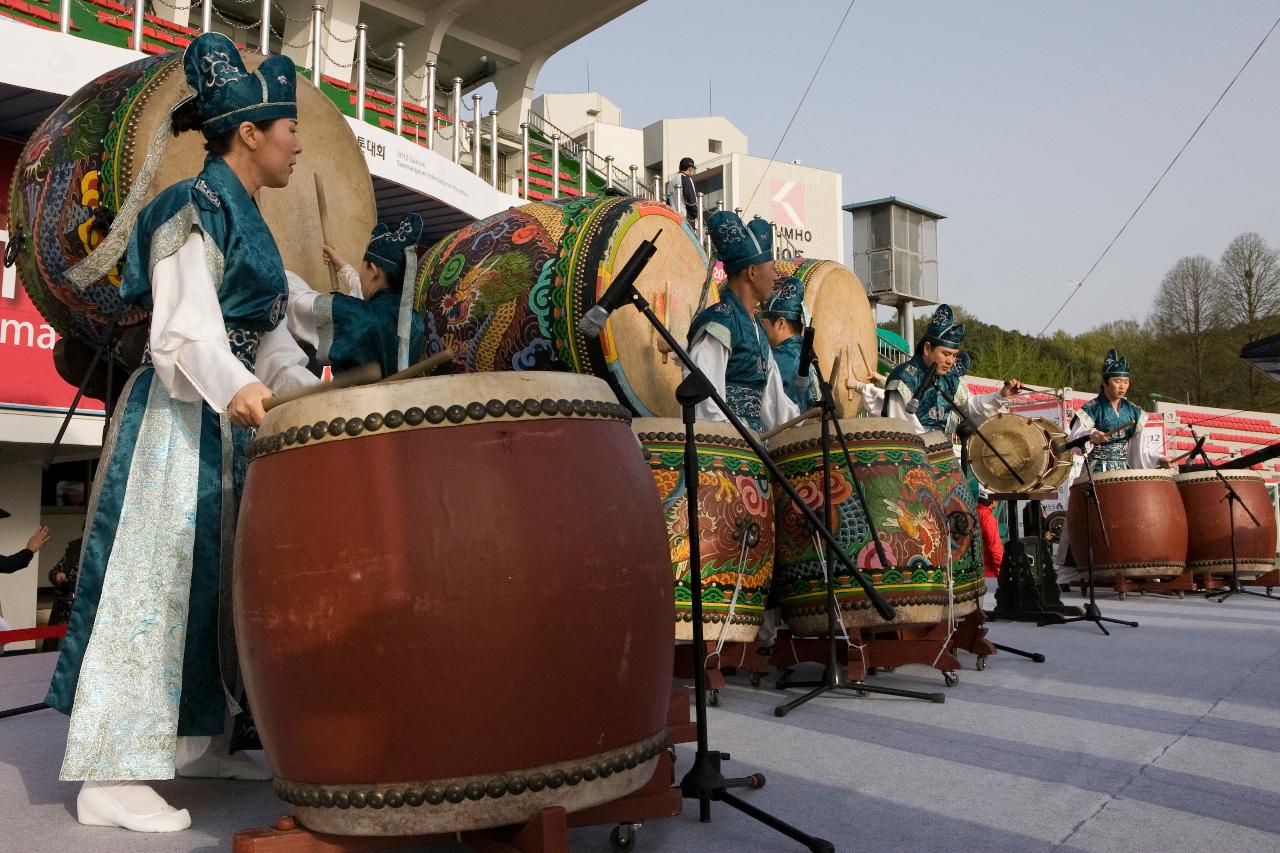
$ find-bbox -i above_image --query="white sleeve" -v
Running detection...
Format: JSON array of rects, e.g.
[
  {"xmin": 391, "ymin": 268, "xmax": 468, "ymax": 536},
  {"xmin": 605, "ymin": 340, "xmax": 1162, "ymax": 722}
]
[
  {"xmin": 284, "ymin": 270, "xmax": 322, "ymax": 348},
  {"xmin": 761, "ymin": 357, "xmax": 800, "ymax": 431},
  {"xmin": 882, "ymin": 389, "xmax": 928, "ymax": 435},
  {"xmin": 964, "ymin": 389, "xmax": 1007, "ymax": 427},
  {"xmin": 149, "ymin": 231, "xmax": 257, "ymax": 411},
  {"xmin": 685, "ymin": 333, "xmax": 729, "ymax": 424},
  {"xmin": 856, "ymin": 382, "xmax": 885, "ymax": 416},
  {"xmin": 254, "ymin": 320, "xmax": 320, "ymax": 395},
  {"xmin": 339, "ymin": 263, "xmax": 363, "ymax": 299},
  {"xmin": 1128, "ymin": 418, "xmax": 1164, "ymax": 468}
]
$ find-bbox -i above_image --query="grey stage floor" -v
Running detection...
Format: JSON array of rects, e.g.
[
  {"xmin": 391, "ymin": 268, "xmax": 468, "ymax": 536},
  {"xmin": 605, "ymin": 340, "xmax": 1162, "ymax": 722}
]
[{"xmin": 4, "ymin": 586, "xmax": 1280, "ymax": 852}]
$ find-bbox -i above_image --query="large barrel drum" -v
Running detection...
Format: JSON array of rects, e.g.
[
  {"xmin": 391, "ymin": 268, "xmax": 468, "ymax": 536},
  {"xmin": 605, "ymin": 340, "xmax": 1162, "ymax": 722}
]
[
  {"xmin": 415, "ymin": 197, "xmax": 708, "ymax": 417},
  {"xmin": 769, "ymin": 417, "xmax": 949, "ymax": 634},
  {"xmin": 633, "ymin": 418, "xmax": 774, "ymax": 642},
  {"xmin": 775, "ymin": 258, "xmax": 877, "ymax": 386},
  {"xmin": 1176, "ymin": 470, "xmax": 1277, "ymax": 577},
  {"xmin": 924, "ymin": 433, "xmax": 982, "ymax": 618},
  {"xmin": 1066, "ymin": 468, "xmax": 1188, "ymax": 579},
  {"xmin": 9, "ymin": 51, "xmax": 374, "ymax": 349},
  {"xmin": 236, "ymin": 372, "xmax": 674, "ymax": 835}
]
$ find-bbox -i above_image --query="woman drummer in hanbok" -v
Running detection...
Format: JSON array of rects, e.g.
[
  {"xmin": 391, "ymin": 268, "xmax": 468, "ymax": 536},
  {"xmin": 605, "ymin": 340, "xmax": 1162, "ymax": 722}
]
[
  {"xmin": 881, "ymin": 304, "xmax": 1021, "ymax": 438},
  {"xmin": 44, "ymin": 33, "xmax": 318, "ymax": 832},
  {"xmin": 1064, "ymin": 349, "xmax": 1170, "ymax": 473},
  {"xmin": 286, "ymin": 213, "xmax": 426, "ymax": 377}
]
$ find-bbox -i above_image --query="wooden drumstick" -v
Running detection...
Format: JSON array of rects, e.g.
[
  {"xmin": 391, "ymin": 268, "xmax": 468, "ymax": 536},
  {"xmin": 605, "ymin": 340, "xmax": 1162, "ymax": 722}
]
[
  {"xmin": 762, "ymin": 407, "xmax": 821, "ymax": 441},
  {"xmin": 377, "ymin": 349, "xmax": 455, "ymax": 383},
  {"xmin": 263, "ymin": 362, "xmax": 382, "ymax": 411},
  {"xmin": 314, "ymin": 173, "xmax": 340, "ymax": 294}
]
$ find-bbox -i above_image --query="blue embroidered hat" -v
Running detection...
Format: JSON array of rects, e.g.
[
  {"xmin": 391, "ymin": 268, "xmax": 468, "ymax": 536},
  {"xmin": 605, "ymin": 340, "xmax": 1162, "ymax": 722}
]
[
  {"xmin": 922, "ymin": 304, "xmax": 965, "ymax": 348},
  {"xmin": 365, "ymin": 213, "xmax": 422, "ymax": 286},
  {"xmin": 1102, "ymin": 348, "xmax": 1130, "ymax": 378},
  {"xmin": 182, "ymin": 33, "xmax": 297, "ymax": 139},
  {"xmin": 707, "ymin": 210, "xmax": 773, "ymax": 275},
  {"xmin": 761, "ymin": 276, "xmax": 805, "ymax": 322}
]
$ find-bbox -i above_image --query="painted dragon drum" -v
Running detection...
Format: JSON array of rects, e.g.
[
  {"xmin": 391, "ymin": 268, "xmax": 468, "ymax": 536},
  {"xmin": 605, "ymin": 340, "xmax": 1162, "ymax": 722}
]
[
  {"xmin": 774, "ymin": 258, "xmax": 877, "ymax": 384},
  {"xmin": 9, "ymin": 50, "xmax": 373, "ymax": 352},
  {"xmin": 414, "ymin": 196, "xmax": 709, "ymax": 417},
  {"xmin": 1066, "ymin": 468, "xmax": 1188, "ymax": 579},
  {"xmin": 924, "ymin": 432, "xmax": 982, "ymax": 618},
  {"xmin": 236, "ymin": 372, "xmax": 674, "ymax": 836},
  {"xmin": 1176, "ymin": 470, "xmax": 1277, "ymax": 578},
  {"xmin": 633, "ymin": 418, "xmax": 774, "ymax": 643},
  {"xmin": 768, "ymin": 417, "xmax": 949, "ymax": 634}
]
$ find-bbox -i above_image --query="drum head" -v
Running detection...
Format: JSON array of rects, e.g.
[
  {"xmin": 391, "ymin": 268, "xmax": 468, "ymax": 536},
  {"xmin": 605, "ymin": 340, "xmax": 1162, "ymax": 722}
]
[
  {"xmin": 130, "ymin": 53, "xmax": 375, "ymax": 297},
  {"xmin": 776, "ymin": 259, "xmax": 877, "ymax": 388},
  {"xmin": 970, "ymin": 413, "xmax": 1050, "ymax": 493}
]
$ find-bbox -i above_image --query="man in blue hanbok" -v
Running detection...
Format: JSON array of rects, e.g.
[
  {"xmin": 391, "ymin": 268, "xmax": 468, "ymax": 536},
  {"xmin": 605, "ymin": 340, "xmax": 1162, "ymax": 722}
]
[{"xmin": 760, "ymin": 275, "xmax": 813, "ymax": 411}]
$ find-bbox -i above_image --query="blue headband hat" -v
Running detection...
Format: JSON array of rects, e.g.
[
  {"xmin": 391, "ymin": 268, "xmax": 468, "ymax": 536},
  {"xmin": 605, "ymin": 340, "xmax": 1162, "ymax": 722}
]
[
  {"xmin": 761, "ymin": 275, "xmax": 805, "ymax": 322},
  {"xmin": 922, "ymin": 303, "xmax": 965, "ymax": 348},
  {"xmin": 707, "ymin": 210, "xmax": 773, "ymax": 276},
  {"xmin": 181, "ymin": 32, "xmax": 297, "ymax": 139},
  {"xmin": 1102, "ymin": 348, "xmax": 1130, "ymax": 378}
]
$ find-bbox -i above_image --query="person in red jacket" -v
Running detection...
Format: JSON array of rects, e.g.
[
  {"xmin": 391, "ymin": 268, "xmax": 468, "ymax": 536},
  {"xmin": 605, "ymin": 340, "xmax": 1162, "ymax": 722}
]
[{"xmin": 977, "ymin": 489, "xmax": 1003, "ymax": 578}]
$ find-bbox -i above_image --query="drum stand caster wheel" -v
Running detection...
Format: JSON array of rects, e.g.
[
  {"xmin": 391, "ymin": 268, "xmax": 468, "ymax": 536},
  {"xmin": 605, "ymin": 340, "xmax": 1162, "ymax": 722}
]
[
  {"xmin": 880, "ymin": 666, "xmax": 896, "ymax": 673},
  {"xmin": 943, "ymin": 671, "xmax": 960, "ymax": 688},
  {"xmin": 975, "ymin": 655, "xmax": 987, "ymax": 672},
  {"xmin": 1175, "ymin": 591, "xmax": 1185, "ymax": 599},
  {"xmin": 750, "ymin": 671, "xmax": 764, "ymax": 688},
  {"xmin": 855, "ymin": 688, "xmax": 871, "ymax": 698},
  {"xmin": 1117, "ymin": 591, "xmax": 1127, "ymax": 601},
  {"xmin": 707, "ymin": 689, "xmax": 720, "ymax": 707},
  {"xmin": 610, "ymin": 822, "xmax": 641, "ymax": 851}
]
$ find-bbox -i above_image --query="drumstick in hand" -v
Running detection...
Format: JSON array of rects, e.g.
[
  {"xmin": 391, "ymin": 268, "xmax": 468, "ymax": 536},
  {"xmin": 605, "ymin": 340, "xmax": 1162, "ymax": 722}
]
[{"xmin": 314, "ymin": 173, "xmax": 340, "ymax": 293}]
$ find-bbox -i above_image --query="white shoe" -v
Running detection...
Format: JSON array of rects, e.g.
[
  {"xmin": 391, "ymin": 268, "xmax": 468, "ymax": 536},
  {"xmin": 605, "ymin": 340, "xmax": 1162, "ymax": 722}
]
[
  {"xmin": 76, "ymin": 781, "xmax": 191, "ymax": 833},
  {"xmin": 177, "ymin": 750, "xmax": 271, "ymax": 781}
]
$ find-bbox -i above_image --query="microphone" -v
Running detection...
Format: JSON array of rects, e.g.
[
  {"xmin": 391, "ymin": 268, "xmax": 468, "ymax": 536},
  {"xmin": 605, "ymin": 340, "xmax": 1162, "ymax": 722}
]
[
  {"xmin": 795, "ymin": 325, "xmax": 816, "ymax": 394},
  {"xmin": 579, "ymin": 230, "xmax": 662, "ymax": 338},
  {"xmin": 904, "ymin": 367, "xmax": 938, "ymax": 415}
]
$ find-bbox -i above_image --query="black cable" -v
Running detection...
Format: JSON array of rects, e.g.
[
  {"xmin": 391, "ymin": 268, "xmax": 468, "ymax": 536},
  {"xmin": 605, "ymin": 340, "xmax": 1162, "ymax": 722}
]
[{"xmin": 1037, "ymin": 12, "xmax": 1280, "ymax": 336}]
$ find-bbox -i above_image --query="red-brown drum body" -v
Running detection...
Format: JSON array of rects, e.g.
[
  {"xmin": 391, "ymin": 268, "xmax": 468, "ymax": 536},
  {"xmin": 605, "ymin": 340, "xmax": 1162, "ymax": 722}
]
[
  {"xmin": 1176, "ymin": 470, "xmax": 1278, "ymax": 577},
  {"xmin": 235, "ymin": 372, "xmax": 674, "ymax": 835},
  {"xmin": 1066, "ymin": 468, "xmax": 1188, "ymax": 579}
]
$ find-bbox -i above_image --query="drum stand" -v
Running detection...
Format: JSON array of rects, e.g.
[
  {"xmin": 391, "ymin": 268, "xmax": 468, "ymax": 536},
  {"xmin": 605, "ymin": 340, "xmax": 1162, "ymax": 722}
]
[
  {"xmin": 1046, "ymin": 459, "xmax": 1138, "ymax": 635},
  {"xmin": 1185, "ymin": 446, "xmax": 1272, "ymax": 603},
  {"xmin": 604, "ymin": 271, "xmax": 884, "ymax": 850},
  {"xmin": 774, "ymin": 361, "xmax": 947, "ymax": 713},
  {"xmin": 934, "ymin": 385, "xmax": 1046, "ymax": 662}
]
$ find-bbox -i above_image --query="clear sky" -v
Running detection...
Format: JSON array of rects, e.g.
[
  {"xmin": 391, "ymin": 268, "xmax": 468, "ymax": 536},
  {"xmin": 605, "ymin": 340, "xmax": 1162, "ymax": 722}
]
[{"xmin": 532, "ymin": 0, "xmax": 1280, "ymax": 336}]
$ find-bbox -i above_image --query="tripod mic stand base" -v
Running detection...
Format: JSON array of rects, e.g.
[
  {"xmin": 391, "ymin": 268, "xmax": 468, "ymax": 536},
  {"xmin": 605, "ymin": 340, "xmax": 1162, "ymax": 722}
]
[{"xmin": 774, "ymin": 678, "xmax": 946, "ymax": 717}]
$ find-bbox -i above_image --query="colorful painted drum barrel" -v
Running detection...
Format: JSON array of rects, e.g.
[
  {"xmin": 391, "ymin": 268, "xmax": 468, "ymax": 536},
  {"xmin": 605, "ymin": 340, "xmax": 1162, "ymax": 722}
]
[
  {"xmin": 774, "ymin": 258, "xmax": 878, "ymax": 386},
  {"xmin": 236, "ymin": 373, "xmax": 674, "ymax": 835},
  {"xmin": 415, "ymin": 197, "xmax": 709, "ymax": 417},
  {"xmin": 924, "ymin": 432, "xmax": 982, "ymax": 618},
  {"xmin": 768, "ymin": 417, "xmax": 949, "ymax": 634},
  {"xmin": 9, "ymin": 51, "xmax": 374, "ymax": 350},
  {"xmin": 1176, "ymin": 470, "xmax": 1277, "ymax": 578},
  {"xmin": 1066, "ymin": 468, "xmax": 1188, "ymax": 579},
  {"xmin": 633, "ymin": 418, "xmax": 774, "ymax": 643}
]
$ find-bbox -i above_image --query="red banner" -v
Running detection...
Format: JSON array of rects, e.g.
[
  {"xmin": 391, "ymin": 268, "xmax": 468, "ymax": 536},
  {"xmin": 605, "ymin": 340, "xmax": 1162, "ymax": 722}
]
[{"xmin": 0, "ymin": 138, "xmax": 104, "ymax": 413}]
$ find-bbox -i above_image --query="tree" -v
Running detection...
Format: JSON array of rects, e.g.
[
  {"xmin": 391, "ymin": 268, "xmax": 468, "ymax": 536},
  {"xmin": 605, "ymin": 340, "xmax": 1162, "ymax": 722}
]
[
  {"xmin": 1216, "ymin": 233, "xmax": 1280, "ymax": 405},
  {"xmin": 1148, "ymin": 255, "xmax": 1219, "ymax": 405}
]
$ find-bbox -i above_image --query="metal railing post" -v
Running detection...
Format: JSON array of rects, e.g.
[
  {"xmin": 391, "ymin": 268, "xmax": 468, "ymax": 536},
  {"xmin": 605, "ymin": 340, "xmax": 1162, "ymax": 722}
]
[
  {"xmin": 58, "ymin": 0, "xmax": 70, "ymax": 34},
  {"xmin": 355, "ymin": 24, "xmax": 368, "ymax": 120},
  {"xmin": 201, "ymin": 0, "xmax": 212, "ymax": 32},
  {"xmin": 697, "ymin": 192, "xmax": 706, "ymax": 243},
  {"xmin": 393, "ymin": 42, "xmax": 405, "ymax": 136},
  {"xmin": 424, "ymin": 61, "xmax": 437, "ymax": 150},
  {"xmin": 309, "ymin": 4, "xmax": 323, "ymax": 85},
  {"xmin": 520, "ymin": 122, "xmax": 530, "ymax": 199},
  {"xmin": 259, "ymin": 0, "xmax": 270, "ymax": 55},
  {"xmin": 471, "ymin": 94, "xmax": 482, "ymax": 176},
  {"xmin": 450, "ymin": 78, "xmax": 462, "ymax": 164},
  {"xmin": 131, "ymin": 0, "xmax": 144, "ymax": 52},
  {"xmin": 629, "ymin": 165, "xmax": 637, "ymax": 195},
  {"xmin": 579, "ymin": 148, "xmax": 590, "ymax": 197},
  {"xmin": 653, "ymin": 174, "xmax": 660, "ymax": 202},
  {"xmin": 604, "ymin": 156, "xmax": 614, "ymax": 192},
  {"xmin": 488, "ymin": 110, "xmax": 498, "ymax": 187},
  {"xmin": 550, "ymin": 134, "xmax": 560, "ymax": 198}
]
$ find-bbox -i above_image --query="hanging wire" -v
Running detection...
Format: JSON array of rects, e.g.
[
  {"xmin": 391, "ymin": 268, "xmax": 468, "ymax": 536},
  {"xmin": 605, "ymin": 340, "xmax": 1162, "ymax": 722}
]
[
  {"xmin": 743, "ymin": 0, "xmax": 857, "ymax": 210},
  {"xmin": 1035, "ymin": 11, "xmax": 1280, "ymax": 336}
]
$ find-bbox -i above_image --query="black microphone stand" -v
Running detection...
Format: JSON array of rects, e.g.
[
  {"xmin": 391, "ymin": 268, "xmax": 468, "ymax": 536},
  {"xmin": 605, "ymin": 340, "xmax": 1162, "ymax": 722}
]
[
  {"xmin": 1043, "ymin": 449, "xmax": 1139, "ymax": 634},
  {"xmin": 774, "ymin": 358, "xmax": 946, "ymax": 717},
  {"xmin": 1185, "ymin": 438, "xmax": 1272, "ymax": 603},
  {"xmin": 932, "ymin": 384, "xmax": 1047, "ymax": 660},
  {"xmin": 606, "ymin": 283, "xmax": 905, "ymax": 851}
]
